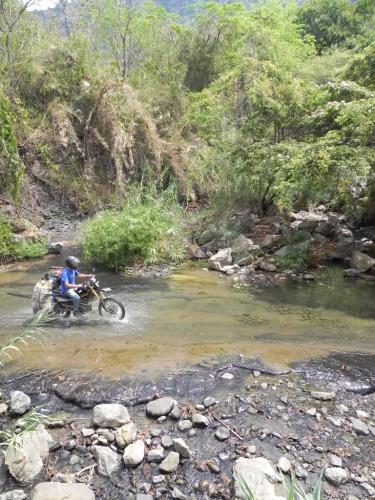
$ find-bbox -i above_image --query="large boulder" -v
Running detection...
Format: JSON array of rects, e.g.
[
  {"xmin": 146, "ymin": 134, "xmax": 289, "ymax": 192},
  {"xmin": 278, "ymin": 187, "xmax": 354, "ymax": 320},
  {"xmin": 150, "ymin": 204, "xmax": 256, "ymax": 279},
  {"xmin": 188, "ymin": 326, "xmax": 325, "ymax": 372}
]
[
  {"xmin": 198, "ymin": 227, "xmax": 217, "ymax": 246},
  {"xmin": 208, "ymin": 248, "xmax": 232, "ymax": 271},
  {"xmin": 93, "ymin": 404, "xmax": 130, "ymax": 428},
  {"xmin": 231, "ymin": 235, "xmax": 257, "ymax": 263},
  {"xmin": 350, "ymin": 251, "xmax": 375, "ymax": 272},
  {"xmin": 31, "ymin": 483, "xmax": 95, "ymax": 500},
  {"xmin": 332, "ymin": 240, "xmax": 363, "ymax": 259},
  {"xmin": 92, "ymin": 446, "xmax": 121, "ymax": 477},
  {"xmin": 335, "ymin": 226, "xmax": 353, "ymax": 243},
  {"xmin": 290, "ymin": 211, "xmax": 327, "ymax": 232},
  {"xmin": 47, "ymin": 242, "xmax": 63, "ymax": 255},
  {"xmin": 233, "ymin": 457, "xmax": 283, "ymax": 500},
  {"xmin": 5, "ymin": 425, "xmax": 53, "ymax": 483}
]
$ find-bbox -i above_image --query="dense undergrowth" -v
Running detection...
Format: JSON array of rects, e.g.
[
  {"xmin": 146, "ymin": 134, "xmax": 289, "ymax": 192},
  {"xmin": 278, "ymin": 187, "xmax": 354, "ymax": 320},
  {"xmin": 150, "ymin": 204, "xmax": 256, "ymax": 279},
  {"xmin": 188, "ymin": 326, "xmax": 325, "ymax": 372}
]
[
  {"xmin": 82, "ymin": 186, "xmax": 186, "ymax": 268},
  {"xmin": 0, "ymin": 218, "xmax": 46, "ymax": 264},
  {"xmin": 0, "ymin": 0, "xmax": 374, "ymax": 265}
]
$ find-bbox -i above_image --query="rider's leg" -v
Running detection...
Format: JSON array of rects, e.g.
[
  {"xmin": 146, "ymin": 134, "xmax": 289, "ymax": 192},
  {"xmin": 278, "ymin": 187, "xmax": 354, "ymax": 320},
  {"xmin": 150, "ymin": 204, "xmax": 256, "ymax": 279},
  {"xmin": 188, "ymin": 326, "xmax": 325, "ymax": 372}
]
[{"xmin": 65, "ymin": 289, "xmax": 80, "ymax": 313}]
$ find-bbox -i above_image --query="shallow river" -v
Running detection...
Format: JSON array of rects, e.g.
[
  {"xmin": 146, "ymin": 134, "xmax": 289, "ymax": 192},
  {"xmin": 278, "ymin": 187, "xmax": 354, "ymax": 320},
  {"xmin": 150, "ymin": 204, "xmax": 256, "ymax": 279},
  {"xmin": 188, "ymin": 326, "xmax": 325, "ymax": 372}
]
[{"xmin": 0, "ymin": 256, "xmax": 375, "ymax": 377}]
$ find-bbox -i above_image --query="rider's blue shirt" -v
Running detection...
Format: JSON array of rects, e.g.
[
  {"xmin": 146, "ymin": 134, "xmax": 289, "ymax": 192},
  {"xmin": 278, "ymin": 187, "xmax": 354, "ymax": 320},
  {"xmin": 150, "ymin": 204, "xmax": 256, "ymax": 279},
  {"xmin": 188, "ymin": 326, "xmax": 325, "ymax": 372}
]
[{"xmin": 61, "ymin": 268, "xmax": 79, "ymax": 294}]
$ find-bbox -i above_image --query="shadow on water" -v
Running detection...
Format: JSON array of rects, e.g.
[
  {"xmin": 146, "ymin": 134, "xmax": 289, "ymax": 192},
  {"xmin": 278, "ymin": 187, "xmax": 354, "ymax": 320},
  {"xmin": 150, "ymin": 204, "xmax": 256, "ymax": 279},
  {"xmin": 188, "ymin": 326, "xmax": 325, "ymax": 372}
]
[{"xmin": 252, "ymin": 265, "xmax": 375, "ymax": 320}]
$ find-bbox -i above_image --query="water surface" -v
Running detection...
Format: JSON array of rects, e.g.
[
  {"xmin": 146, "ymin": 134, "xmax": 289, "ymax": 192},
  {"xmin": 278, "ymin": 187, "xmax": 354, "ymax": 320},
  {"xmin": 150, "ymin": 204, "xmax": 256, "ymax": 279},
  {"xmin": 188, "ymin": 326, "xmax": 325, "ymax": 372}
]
[{"xmin": 0, "ymin": 257, "xmax": 374, "ymax": 377}]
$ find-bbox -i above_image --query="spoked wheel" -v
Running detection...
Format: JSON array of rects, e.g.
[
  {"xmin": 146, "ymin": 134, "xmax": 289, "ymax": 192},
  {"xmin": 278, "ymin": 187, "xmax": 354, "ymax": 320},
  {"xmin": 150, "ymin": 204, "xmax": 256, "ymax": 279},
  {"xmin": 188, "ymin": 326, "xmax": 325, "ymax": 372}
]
[{"xmin": 99, "ymin": 298, "xmax": 125, "ymax": 320}]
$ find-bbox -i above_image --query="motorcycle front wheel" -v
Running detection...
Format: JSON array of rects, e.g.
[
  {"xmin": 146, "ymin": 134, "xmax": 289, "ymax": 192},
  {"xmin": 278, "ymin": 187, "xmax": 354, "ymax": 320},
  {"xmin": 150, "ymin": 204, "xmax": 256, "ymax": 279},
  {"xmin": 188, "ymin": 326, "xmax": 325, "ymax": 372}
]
[{"xmin": 98, "ymin": 298, "xmax": 125, "ymax": 320}]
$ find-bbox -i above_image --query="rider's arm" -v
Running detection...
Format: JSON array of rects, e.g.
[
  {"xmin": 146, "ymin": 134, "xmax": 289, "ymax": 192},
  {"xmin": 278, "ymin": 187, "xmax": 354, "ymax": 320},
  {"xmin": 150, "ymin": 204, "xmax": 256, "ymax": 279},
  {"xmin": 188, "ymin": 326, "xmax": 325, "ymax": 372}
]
[{"xmin": 64, "ymin": 279, "xmax": 79, "ymax": 289}]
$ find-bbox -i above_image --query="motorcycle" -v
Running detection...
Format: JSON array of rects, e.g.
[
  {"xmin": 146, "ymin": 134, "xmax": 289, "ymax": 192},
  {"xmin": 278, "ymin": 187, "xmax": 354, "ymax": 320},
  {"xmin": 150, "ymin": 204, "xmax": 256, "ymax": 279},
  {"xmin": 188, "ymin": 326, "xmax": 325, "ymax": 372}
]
[{"xmin": 52, "ymin": 277, "xmax": 125, "ymax": 320}]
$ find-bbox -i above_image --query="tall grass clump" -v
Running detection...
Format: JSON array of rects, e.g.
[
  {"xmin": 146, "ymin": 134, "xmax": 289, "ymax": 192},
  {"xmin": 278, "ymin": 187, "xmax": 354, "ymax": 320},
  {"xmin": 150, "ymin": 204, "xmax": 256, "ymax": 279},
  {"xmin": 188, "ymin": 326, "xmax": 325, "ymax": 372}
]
[{"xmin": 82, "ymin": 186, "xmax": 187, "ymax": 269}]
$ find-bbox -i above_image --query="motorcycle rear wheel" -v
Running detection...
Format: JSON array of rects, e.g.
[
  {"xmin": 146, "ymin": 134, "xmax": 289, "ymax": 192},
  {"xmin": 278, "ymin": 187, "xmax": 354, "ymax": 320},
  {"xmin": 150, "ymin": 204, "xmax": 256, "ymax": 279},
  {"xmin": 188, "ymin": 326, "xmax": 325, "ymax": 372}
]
[{"xmin": 98, "ymin": 298, "xmax": 125, "ymax": 320}]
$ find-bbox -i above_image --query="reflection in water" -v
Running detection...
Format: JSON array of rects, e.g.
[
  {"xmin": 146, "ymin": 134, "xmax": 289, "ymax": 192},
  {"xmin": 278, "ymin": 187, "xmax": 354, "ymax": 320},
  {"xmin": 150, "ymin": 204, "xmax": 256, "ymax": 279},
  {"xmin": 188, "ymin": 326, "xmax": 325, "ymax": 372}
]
[{"xmin": 0, "ymin": 260, "xmax": 374, "ymax": 376}]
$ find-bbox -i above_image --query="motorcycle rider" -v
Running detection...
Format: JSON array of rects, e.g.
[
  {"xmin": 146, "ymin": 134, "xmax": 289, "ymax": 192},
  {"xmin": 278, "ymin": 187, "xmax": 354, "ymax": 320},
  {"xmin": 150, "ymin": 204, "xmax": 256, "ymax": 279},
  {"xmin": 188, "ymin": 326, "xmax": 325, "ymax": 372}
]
[{"xmin": 61, "ymin": 256, "xmax": 95, "ymax": 316}]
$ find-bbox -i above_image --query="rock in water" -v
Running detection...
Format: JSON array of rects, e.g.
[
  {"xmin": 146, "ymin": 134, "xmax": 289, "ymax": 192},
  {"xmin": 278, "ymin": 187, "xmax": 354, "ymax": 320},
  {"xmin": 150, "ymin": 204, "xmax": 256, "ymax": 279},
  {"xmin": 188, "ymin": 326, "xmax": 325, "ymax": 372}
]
[
  {"xmin": 123, "ymin": 440, "xmax": 145, "ymax": 467},
  {"xmin": 159, "ymin": 452, "xmax": 180, "ymax": 473},
  {"xmin": 0, "ymin": 492, "xmax": 27, "ymax": 500},
  {"xmin": 233, "ymin": 457, "xmax": 283, "ymax": 500},
  {"xmin": 92, "ymin": 446, "xmax": 121, "ymax": 477},
  {"xmin": 31, "ymin": 483, "xmax": 95, "ymax": 500},
  {"xmin": 208, "ymin": 248, "xmax": 232, "ymax": 271},
  {"xmin": 5, "ymin": 425, "xmax": 52, "ymax": 483},
  {"xmin": 47, "ymin": 242, "xmax": 63, "ymax": 255},
  {"xmin": 324, "ymin": 467, "xmax": 348, "ymax": 486},
  {"xmin": 115, "ymin": 422, "xmax": 137, "ymax": 448},
  {"xmin": 9, "ymin": 391, "xmax": 31, "ymax": 415},
  {"xmin": 93, "ymin": 404, "xmax": 130, "ymax": 428},
  {"xmin": 350, "ymin": 251, "xmax": 375, "ymax": 272},
  {"xmin": 146, "ymin": 397, "xmax": 174, "ymax": 418}
]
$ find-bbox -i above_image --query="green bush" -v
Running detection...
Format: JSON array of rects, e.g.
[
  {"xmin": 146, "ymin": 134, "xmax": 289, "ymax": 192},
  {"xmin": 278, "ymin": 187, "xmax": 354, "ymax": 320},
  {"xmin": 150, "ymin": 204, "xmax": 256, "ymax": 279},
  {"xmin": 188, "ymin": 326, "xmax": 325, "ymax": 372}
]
[
  {"xmin": 0, "ymin": 218, "xmax": 16, "ymax": 263},
  {"xmin": 82, "ymin": 187, "xmax": 187, "ymax": 269},
  {"xmin": 0, "ymin": 217, "xmax": 46, "ymax": 263}
]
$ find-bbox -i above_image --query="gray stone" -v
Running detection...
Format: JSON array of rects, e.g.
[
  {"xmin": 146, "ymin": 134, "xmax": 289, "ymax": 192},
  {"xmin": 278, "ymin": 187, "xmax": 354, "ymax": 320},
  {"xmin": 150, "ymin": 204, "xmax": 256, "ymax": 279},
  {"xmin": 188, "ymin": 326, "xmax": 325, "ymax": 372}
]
[
  {"xmin": 192, "ymin": 413, "xmax": 209, "ymax": 427},
  {"xmin": 93, "ymin": 404, "xmax": 130, "ymax": 428},
  {"xmin": 324, "ymin": 467, "xmax": 348, "ymax": 486},
  {"xmin": 350, "ymin": 417, "xmax": 369, "ymax": 435},
  {"xmin": 260, "ymin": 234, "xmax": 283, "ymax": 251},
  {"xmin": 203, "ymin": 397, "xmax": 216, "ymax": 408},
  {"xmin": 215, "ymin": 426, "xmax": 230, "ymax": 441},
  {"xmin": 258, "ymin": 260, "xmax": 277, "ymax": 272},
  {"xmin": 159, "ymin": 452, "xmax": 180, "ymax": 473},
  {"xmin": 329, "ymin": 454, "xmax": 342, "ymax": 467},
  {"xmin": 231, "ymin": 235, "xmax": 256, "ymax": 263},
  {"xmin": 221, "ymin": 372, "xmax": 234, "ymax": 380},
  {"xmin": 0, "ymin": 403, "xmax": 8, "ymax": 416},
  {"xmin": 31, "ymin": 483, "xmax": 95, "ymax": 500},
  {"xmin": 350, "ymin": 251, "xmax": 375, "ymax": 272},
  {"xmin": 10, "ymin": 391, "xmax": 31, "ymax": 415},
  {"xmin": 278, "ymin": 456, "xmax": 291, "ymax": 473},
  {"xmin": 0, "ymin": 492, "xmax": 27, "ymax": 500},
  {"xmin": 171, "ymin": 487, "xmax": 187, "ymax": 499},
  {"xmin": 169, "ymin": 406, "xmax": 182, "ymax": 420},
  {"xmin": 233, "ymin": 457, "xmax": 283, "ymax": 500},
  {"xmin": 81, "ymin": 428, "xmax": 94, "ymax": 437},
  {"xmin": 5, "ymin": 425, "xmax": 52, "ymax": 483},
  {"xmin": 172, "ymin": 438, "xmax": 191, "ymax": 458},
  {"xmin": 310, "ymin": 391, "xmax": 336, "ymax": 401},
  {"xmin": 47, "ymin": 242, "xmax": 63, "ymax": 255},
  {"xmin": 146, "ymin": 398, "xmax": 174, "ymax": 418},
  {"xmin": 152, "ymin": 475, "xmax": 165, "ymax": 484},
  {"xmin": 333, "ymin": 240, "xmax": 362, "ymax": 259},
  {"xmin": 123, "ymin": 440, "xmax": 145, "ymax": 467},
  {"xmin": 150, "ymin": 427, "xmax": 162, "ymax": 437},
  {"xmin": 92, "ymin": 446, "xmax": 121, "ymax": 477},
  {"xmin": 148, "ymin": 447, "xmax": 165, "ymax": 463},
  {"xmin": 177, "ymin": 420, "xmax": 192, "ymax": 432},
  {"xmin": 161, "ymin": 435, "xmax": 173, "ymax": 448},
  {"xmin": 208, "ymin": 248, "xmax": 232, "ymax": 271},
  {"xmin": 198, "ymin": 227, "xmax": 217, "ymax": 246},
  {"xmin": 295, "ymin": 466, "xmax": 308, "ymax": 479},
  {"xmin": 343, "ymin": 268, "xmax": 360, "ymax": 278}
]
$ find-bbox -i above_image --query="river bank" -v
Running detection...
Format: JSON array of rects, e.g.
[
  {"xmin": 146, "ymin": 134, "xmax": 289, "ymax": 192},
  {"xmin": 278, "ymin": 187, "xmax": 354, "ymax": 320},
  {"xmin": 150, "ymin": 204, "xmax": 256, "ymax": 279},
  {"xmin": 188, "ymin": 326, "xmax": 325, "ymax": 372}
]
[{"xmin": 0, "ymin": 354, "xmax": 374, "ymax": 499}]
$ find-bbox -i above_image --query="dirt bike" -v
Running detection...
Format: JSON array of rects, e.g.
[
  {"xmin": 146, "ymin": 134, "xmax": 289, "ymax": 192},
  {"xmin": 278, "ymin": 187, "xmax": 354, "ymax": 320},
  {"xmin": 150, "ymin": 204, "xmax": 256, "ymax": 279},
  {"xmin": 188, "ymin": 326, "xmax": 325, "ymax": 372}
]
[{"xmin": 52, "ymin": 277, "xmax": 125, "ymax": 320}]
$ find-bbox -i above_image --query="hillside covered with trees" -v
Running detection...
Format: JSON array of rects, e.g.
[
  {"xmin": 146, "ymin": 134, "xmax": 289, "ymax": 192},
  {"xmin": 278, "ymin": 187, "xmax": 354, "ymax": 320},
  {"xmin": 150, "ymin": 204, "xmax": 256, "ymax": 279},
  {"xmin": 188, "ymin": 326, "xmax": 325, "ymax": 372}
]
[{"xmin": 0, "ymin": 0, "xmax": 374, "ymax": 264}]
